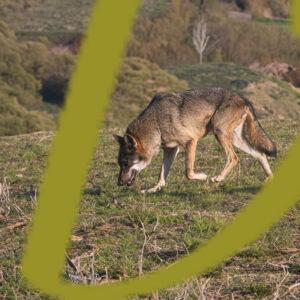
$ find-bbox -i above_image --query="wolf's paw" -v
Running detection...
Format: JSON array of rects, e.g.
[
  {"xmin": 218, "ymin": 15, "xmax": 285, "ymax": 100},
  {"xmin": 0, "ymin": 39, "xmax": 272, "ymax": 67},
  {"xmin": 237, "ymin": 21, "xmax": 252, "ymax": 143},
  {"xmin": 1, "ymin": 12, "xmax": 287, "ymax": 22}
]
[
  {"xmin": 141, "ymin": 185, "xmax": 164, "ymax": 194},
  {"xmin": 187, "ymin": 172, "xmax": 208, "ymax": 181},
  {"xmin": 193, "ymin": 172, "xmax": 208, "ymax": 181},
  {"xmin": 211, "ymin": 176, "xmax": 224, "ymax": 183}
]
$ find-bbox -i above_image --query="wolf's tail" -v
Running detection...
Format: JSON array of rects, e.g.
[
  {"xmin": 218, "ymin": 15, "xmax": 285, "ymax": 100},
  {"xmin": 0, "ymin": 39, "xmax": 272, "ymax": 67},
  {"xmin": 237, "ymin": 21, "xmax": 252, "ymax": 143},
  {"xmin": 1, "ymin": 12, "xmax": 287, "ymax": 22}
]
[{"xmin": 243, "ymin": 108, "xmax": 277, "ymax": 157}]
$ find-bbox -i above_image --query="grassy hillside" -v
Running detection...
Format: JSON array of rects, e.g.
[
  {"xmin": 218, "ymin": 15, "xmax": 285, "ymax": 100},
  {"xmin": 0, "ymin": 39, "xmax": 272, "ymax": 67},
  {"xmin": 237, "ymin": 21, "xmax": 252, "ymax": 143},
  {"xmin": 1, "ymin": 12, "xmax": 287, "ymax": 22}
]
[
  {"xmin": 0, "ymin": 0, "xmax": 291, "ymax": 35},
  {"xmin": 0, "ymin": 0, "xmax": 94, "ymax": 34},
  {"xmin": 0, "ymin": 119, "xmax": 299, "ymax": 299},
  {"xmin": 1, "ymin": 59, "xmax": 300, "ymax": 300},
  {"xmin": 0, "ymin": 21, "xmax": 57, "ymax": 135},
  {"xmin": 107, "ymin": 57, "xmax": 188, "ymax": 128},
  {"xmin": 1, "ymin": 0, "xmax": 299, "ymax": 69},
  {"xmin": 0, "ymin": 93, "xmax": 54, "ymax": 136},
  {"xmin": 1, "ymin": 1, "xmax": 300, "ymax": 298},
  {"xmin": 170, "ymin": 63, "xmax": 300, "ymax": 120}
]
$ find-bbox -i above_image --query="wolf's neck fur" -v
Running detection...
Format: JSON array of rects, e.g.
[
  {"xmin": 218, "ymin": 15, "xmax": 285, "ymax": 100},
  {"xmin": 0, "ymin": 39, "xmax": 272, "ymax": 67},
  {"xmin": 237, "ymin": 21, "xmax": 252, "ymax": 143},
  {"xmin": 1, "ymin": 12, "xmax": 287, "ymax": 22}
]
[{"xmin": 126, "ymin": 113, "xmax": 161, "ymax": 159}]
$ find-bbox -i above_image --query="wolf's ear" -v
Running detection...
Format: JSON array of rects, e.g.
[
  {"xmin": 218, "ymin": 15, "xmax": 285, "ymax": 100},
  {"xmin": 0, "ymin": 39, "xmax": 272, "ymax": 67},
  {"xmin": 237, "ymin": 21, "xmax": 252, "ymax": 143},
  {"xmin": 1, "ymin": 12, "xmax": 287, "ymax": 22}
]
[
  {"xmin": 124, "ymin": 134, "xmax": 137, "ymax": 150},
  {"xmin": 113, "ymin": 134, "xmax": 123, "ymax": 144}
]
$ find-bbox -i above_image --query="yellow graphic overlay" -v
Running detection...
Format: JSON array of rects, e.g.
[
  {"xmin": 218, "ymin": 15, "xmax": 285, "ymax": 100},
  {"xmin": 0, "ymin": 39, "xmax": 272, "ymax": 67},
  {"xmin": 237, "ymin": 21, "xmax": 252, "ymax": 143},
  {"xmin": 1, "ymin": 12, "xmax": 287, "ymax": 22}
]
[
  {"xmin": 293, "ymin": 0, "xmax": 300, "ymax": 34},
  {"xmin": 22, "ymin": 1, "xmax": 300, "ymax": 299}
]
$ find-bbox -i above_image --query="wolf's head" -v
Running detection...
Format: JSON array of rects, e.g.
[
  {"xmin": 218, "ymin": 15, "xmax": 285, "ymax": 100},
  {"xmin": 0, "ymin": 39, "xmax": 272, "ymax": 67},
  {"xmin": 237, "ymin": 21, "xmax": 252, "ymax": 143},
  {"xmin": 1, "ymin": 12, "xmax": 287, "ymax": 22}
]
[{"xmin": 113, "ymin": 134, "xmax": 150, "ymax": 186}]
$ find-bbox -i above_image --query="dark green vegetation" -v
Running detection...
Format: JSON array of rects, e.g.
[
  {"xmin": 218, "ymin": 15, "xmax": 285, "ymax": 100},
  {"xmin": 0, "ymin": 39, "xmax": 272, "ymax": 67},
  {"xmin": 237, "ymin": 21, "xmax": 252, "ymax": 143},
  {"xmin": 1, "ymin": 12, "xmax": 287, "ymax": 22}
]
[
  {"xmin": 255, "ymin": 16, "xmax": 290, "ymax": 26},
  {"xmin": 0, "ymin": 22, "xmax": 54, "ymax": 135},
  {"xmin": 1, "ymin": 120, "xmax": 299, "ymax": 299},
  {"xmin": 107, "ymin": 57, "xmax": 188, "ymax": 128},
  {"xmin": 0, "ymin": 94, "xmax": 54, "ymax": 136},
  {"xmin": 0, "ymin": 21, "xmax": 76, "ymax": 136}
]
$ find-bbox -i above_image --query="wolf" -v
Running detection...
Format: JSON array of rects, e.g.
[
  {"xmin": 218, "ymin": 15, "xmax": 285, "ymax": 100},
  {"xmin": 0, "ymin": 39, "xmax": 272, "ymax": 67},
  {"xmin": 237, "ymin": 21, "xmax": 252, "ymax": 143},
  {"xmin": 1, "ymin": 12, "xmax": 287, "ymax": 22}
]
[{"xmin": 114, "ymin": 88, "xmax": 277, "ymax": 193}]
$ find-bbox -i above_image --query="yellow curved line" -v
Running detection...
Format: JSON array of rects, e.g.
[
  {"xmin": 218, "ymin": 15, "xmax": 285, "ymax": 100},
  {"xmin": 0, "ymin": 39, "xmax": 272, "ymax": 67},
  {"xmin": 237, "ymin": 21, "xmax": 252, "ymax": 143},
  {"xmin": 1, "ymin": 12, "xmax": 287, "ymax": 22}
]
[{"xmin": 22, "ymin": 1, "xmax": 300, "ymax": 299}]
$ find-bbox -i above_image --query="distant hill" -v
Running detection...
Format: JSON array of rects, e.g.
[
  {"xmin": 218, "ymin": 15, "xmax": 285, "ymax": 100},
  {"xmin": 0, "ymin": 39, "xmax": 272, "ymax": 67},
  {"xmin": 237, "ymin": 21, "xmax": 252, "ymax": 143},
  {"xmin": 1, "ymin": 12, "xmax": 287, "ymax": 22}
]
[
  {"xmin": 0, "ymin": 0, "xmax": 94, "ymax": 34},
  {"xmin": 0, "ymin": 0, "xmax": 291, "ymax": 36}
]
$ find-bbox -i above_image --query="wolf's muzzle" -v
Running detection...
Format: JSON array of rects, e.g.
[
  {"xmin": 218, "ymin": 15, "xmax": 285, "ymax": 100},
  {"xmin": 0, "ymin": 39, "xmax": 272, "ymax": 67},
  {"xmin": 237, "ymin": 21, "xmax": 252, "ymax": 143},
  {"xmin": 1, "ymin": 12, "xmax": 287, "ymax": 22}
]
[{"xmin": 118, "ymin": 169, "xmax": 138, "ymax": 186}]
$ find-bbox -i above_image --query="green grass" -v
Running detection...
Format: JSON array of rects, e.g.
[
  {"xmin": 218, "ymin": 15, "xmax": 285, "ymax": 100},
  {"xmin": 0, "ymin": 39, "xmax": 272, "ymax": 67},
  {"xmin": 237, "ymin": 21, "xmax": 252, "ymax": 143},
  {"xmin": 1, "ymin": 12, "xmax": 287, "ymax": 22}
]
[
  {"xmin": 139, "ymin": 0, "xmax": 168, "ymax": 18},
  {"xmin": 254, "ymin": 17, "xmax": 290, "ymax": 27},
  {"xmin": 241, "ymin": 282, "xmax": 272, "ymax": 298},
  {"xmin": 0, "ymin": 118, "xmax": 299, "ymax": 299},
  {"xmin": 169, "ymin": 63, "xmax": 261, "ymax": 91},
  {"xmin": 0, "ymin": 0, "xmax": 94, "ymax": 34},
  {"xmin": 1, "ymin": 0, "xmax": 167, "ymax": 37}
]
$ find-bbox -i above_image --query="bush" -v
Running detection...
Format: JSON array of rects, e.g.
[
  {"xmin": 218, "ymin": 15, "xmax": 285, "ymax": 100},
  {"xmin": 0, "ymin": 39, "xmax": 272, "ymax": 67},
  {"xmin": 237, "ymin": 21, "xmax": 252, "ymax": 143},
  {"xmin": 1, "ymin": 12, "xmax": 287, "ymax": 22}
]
[
  {"xmin": 0, "ymin": 21, "xmax": 42, "ymax": 109},
  {"xmin": 106, "ymin": 57, "xmax": 188, "ymax": 127},
  {"xmin": 20, "ymin": 41, "xmax": 75, "ymax": 105},
  {"xmin": 0, "ymin": 20, "xmax": 75, "ymax": 109},
  {"xmin": 127, "ymin": 0, "xmax": 199, "ymax": 67},
  {"xmin": 128, "ymin": 0, "xmax": 297, "ymax": 69},
  {"xmin": 209, "ymin": 17, "xmax": 300, "ymax": 68},
  {"xmin": 0, "ymin": 91, "xmax": 55, "ymax": 136},
  {"xmin": 0, "ymin": 21, "xmax": 73, "ymax": 135}
]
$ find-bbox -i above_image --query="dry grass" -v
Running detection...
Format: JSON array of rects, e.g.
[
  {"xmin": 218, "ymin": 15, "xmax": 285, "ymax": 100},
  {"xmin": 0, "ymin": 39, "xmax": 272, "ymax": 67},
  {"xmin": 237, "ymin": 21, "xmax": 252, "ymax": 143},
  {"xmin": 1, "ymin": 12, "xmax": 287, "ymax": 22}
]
[{"xmin": 0, "ymin": 119, "xmax": 299, "ymax": 299}]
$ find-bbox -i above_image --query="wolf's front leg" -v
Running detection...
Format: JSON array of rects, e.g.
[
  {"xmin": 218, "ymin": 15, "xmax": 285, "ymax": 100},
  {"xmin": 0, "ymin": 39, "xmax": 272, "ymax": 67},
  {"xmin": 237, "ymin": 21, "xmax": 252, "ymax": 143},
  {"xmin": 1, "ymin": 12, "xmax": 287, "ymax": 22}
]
[
  {"xmin": 142, "ymin": 146, "xmax": 179, "ymax": 193},
  {"xmin": 211, "ymin": 131, "xmax": 239, "ymax": 183},
  {"xmin": 185, "ymin": 139, "xmax": 208, "ymax": 181}
]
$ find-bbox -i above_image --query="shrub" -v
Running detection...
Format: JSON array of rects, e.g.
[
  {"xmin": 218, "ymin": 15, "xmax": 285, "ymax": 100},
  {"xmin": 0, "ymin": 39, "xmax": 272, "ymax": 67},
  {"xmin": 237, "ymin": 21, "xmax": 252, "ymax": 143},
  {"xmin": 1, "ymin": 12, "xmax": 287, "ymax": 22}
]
[
  {"xmin": 209, "ymin": 17, "xmax": 300, "ymax": 68},
  {"xmin": 127, "ymin": 0, "xmax": 199, "ymax": 67},
  {"xmin": 0, "ymin": 91, "xmax": 55, "ymax": 136},
  {"xmin": 0, "ymin": 21, "xmax": 42, "ymax": 109},
  {"xmin": 128, "ymin": 0, "xmax": 297, "ymax": 69},
  {"xmin": 106, "ymin": 57, "xmax": 188, "ymax": 127},
  {"xmin": 20, "ymin": 41, "xmax": 75, "ymax": 105},
  {"xmin": 0, "ymin": 21, "xmax": 72, "ymax": 135}
]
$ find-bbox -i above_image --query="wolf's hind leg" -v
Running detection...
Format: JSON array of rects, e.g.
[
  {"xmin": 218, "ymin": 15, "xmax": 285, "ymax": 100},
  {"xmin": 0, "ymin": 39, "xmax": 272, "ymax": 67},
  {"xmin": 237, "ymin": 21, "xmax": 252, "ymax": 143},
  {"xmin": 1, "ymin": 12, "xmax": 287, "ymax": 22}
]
[
  {"xmin": 233, "ymin": 122, "xmax": 273, "ymax": 178},
  {"xmin": 142, "ymin": 146, "xmax": 179, "ymax": 193},
  {"xmin": 212, "ymin": 129, "xmax": 239, "ymax": 183},
  {"xmin": 185, "ymin": 139, "xmax": 208, "ymax": 181}
]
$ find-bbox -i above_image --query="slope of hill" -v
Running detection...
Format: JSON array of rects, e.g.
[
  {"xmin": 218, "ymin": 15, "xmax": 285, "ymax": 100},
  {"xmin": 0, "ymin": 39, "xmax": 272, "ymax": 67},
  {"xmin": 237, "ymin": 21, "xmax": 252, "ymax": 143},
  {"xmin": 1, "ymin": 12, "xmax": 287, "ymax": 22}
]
[
  {"xmin": 0, "ymin": 0, "xmax": 94, "ymax": 34},
  {"xmin": 1, "ymin": 2, "xmax": 300, "ymax": 298},
  {"xmin": 170, "ymin": 63, "xmax": 300, "ymax": 121},
  {"xmin": 0, "ymin": 119, "xmax": 299, "ymax": 299},
  {"xmin": 0, "ymin": 21, "xmax": 56, "ymax": 135},
  {"xmin": 107, "ymin": 57, "xmax": 188, "ymax": 128}
]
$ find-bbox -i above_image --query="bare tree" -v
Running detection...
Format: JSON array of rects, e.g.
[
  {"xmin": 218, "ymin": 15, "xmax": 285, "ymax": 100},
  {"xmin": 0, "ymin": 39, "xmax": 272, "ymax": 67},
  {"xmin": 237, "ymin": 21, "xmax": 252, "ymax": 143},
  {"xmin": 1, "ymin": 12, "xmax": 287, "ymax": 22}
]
[{"xmin": 193, "ymin": 16, "xmax": 210, "ymax": 64}]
